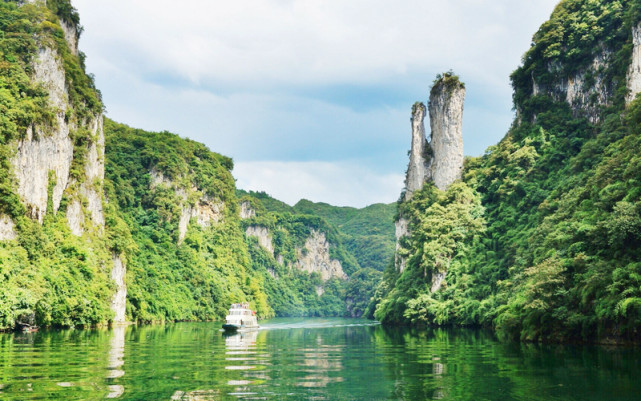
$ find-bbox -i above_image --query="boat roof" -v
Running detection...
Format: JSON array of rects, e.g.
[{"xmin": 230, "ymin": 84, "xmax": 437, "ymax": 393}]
[{"xmin": 229, "ymin": 302, "xmax": 252, "ymax": 310}]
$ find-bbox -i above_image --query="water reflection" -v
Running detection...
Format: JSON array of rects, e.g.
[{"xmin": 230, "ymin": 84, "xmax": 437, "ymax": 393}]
[
  {"xmin": 223, "ymin": 330, "xmax": 260, "ymax": 398},
  {"xmin": 1, "ymin": 320, "xmax": 641, "ymax": 400},
  {"xmin": 106, "ymin": 325, "xmax": 126, "ymax": 398}
]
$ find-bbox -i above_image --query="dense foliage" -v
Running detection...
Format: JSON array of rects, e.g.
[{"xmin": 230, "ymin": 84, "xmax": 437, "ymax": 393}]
[
  {"xmin": 0, "ymin": 1, "xmax": 112, "ymax": 329},
  {"xmin": 238, "ymin": 192, "xmax": 382, "ymax": 317},
  {"xmin": 292, "ymin": 199, "xmax": 396, "ymax": 272},
  {"xmin": 105, "ymin": 119, "xmax": 273, "ymax": 321},
  {"xmin": 241, "ymin": 191, "xmax": 396, "ymax": 272},
  {"xmin": 374, "ymin": 0, "xmax": 641, "ymax": 342}
]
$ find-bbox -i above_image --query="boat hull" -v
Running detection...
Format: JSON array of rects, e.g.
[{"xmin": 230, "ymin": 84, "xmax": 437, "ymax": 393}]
[
  {"xmin": 222, "ymin": 324, "xmax": 240, "ymax": 332},
  {"xmin": 222, "ymin": 324, "xmax": 259, "ymax": 332}
]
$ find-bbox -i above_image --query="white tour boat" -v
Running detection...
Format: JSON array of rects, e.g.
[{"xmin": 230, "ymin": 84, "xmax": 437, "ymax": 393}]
[{"xmin": 222, "ymin": 302, "xmax": 259, "ymax": 332}]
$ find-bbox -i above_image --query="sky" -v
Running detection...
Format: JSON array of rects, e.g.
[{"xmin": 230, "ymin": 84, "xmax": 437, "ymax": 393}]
[{"xmin": 73, "ymin": 0, "xmax": 560, "ymax": 207}]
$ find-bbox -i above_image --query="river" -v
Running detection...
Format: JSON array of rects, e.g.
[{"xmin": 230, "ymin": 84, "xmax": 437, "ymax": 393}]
[{"xmin": 0, "ymin": 318, "xmax": 639, "ymax": 400}]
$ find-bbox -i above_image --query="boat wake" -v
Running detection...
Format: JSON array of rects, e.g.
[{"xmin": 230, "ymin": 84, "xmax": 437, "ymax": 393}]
[{"xmin": 257, "ymin": 318, "xmax": 379, "ymax": 331}]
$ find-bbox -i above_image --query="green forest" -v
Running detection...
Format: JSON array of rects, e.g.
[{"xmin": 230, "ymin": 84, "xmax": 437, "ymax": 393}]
[
  {"xmin": 373, "ymin": 0, "xmax": 641, "ymax": 342},
  {"xmin": 2, "ymin": 0, "xmax": 641, "ymax": 345},
  {"xmin": 0, "ymin": 0, "xmax": 392, "ymax": 330}
]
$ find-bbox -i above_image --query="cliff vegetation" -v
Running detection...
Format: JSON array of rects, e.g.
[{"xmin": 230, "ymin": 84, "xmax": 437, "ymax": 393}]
[{"xmin": 374, "ymin": 0, "xmax": 641, "ymax": 343}]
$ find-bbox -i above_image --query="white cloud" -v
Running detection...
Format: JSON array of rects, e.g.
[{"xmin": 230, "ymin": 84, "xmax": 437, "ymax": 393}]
[
  {"xmin": 234, "ymin": 161, "xmax": 404, "ymax": 207},
  {"xmin": 72, "ymin": 0, "xmax": 559, "ymax": 207},
  {"xmin": 75, "ymin": 0, "xmax": 557, "ymax": 90}
]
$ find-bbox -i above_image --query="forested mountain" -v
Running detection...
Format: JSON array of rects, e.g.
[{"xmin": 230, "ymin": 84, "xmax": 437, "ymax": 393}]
[
  {"xmin": 240, "ymin": 191, "xmax": 396, "ymax": 272},
  {"xmin": 237, "ymin": 191, "xmax": 388, "ymax": 317},
  {"xmin": 374, "ymin": 0, "xmax": 641, "ymax": 343},
  {"xmin": 0, "ymin": 0, "xmax": 387, "ymax": 330}
]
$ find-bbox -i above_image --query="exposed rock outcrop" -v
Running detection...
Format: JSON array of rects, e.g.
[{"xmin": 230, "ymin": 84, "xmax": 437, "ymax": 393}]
[
  {"xmin": 13, "ymin": 47, "xmax": 73, "ymax": 223},
  {"xmin": 81, "ymin": 117, "xmax": 105, "ymax": 228},
  {"xmin": 428, "ymin": 78, "xmax": 465, "ymax": 190},
  {"xmin": 178, "ymin": 196, "xmax": 224, "ymax": 243},
  {"xmin": 149, "ymin": 169, "xmax": 225, "ymax": 243},
  {"xmin": 394, "ymin": 217, "xmax": 409, "ymax": 273},
  {"xmin": 627, "ymin": 22, "xmax": 641, "ymax": 104},
  {"xmin": 0, "ymin": 215, "xmax": 17, "ymax": 241},
  {"xmin": 66, "ymin": 200, "xmax": 84, "ymax": 236},
  {"xmin": 395, "ymin": 74, "xmax": 466, "ymax": 272},
  {"xmin": 245, "ymin": 225, "xmax": 274, "ymax": 255},
  {"xmin": 59, "ymin": 19, "xmax": 78, "ymax": 56},
  {"xmin": 295, "ymin": 230, "xmax": 346, "ymax": 281},
  {"xmin": 110, "ymin": 253, "xmax": 127, "ymax": 324},
  {"xmin": 530, "ymin": 50, "xmax": 614, "ymax": 123},
  {"xmin": 404, "ymin": 103, "xmax": 430, "ymax": 201},
  {"xmin": 431, "ymin": 271, "xmax": 446, "ymax": 293},
  {"xmin": 240, "ymin": 201, "xmax": 256, "ymax": 219},
  {"xmin": 66, "ymin": 116, "xmax": 106, "ymax": 235}
]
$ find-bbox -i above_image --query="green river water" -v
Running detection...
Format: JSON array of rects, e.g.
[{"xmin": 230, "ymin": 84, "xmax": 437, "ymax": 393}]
[{"xmin": 0, "ymin": 318, "xmax": 639, "ymax": 400}]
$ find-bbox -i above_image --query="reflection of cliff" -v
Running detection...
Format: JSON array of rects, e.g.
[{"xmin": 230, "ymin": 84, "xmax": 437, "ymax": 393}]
[
  {"xmin": 106, "ymin": 326, "xmax": 125, "ymax": 398},
  {"xmin": 297, "ymin": 334, "xmax": 344, "ymax": 388}
]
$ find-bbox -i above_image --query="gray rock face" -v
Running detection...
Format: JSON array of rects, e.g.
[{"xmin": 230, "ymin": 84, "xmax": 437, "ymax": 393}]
[
  {"xmin": 178, "ymin": 196, "xmax": 224, "ymax": 242},
  {"xmin": 150, "ymin": 169, "xmax": 225, "ymax": 243},
  {"xmin": 428, "ymin": 79, "xmax": 465, "ymax": 191},
  {"xmin": 68, "ymin": 116, "xmax": 106, "ymax": 235},
  {"xmin": 404, "ymin": 103, "xmax": 430, "ymax": 201},
  {"xmin": 395, "ymin": 74, "xmax": 466, "ymax": 272},
  {"xmin": 530, "ymin": 50, "xmax": 614, "ymax": 123},
  {"xmin": 394, "ymin": 217, "xmax": 409, "ymax": 273},
  {"xmin": 245, "ymin": 226, "xmax": 274, "ymax": 255},
  {"xmin": 13, "ymin": 47, "xmax": 73, "ymax": 222},
  {"xmin": 59, "ymin": 19, "xmax": 78, "ymax": 56},
  {"xmin": 431, "ymin": 271, "xmax": 446, "ymax": 293},
  {"xmin": 15, "ymin": 44, "xmax": 105, "ymax": 233},
  {"xmin": 295, "ymin": 230, "xmax": 346, "ymax": 281},
  {"xmin": 66, "ymin": 201, "xmax": 84, "ymax": 236},
  {"xmin": 110, "ymin": 253, "xmax": 127, "ymax": 323},
  {"xmin": 240, "ymin": 201, "xmax": 256, "ymax": 219},
  {"xmin": 627, "ymin": 22, "xmax": 641, "ymax": 104},
  {"xmin": 0, "ymin": 215, "xmax": 17, "ymax": 241}
]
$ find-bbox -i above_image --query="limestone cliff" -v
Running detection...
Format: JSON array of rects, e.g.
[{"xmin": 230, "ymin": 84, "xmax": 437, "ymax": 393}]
[
  {"xmin": 530, "ymin": 51, "xmax": 614, "ymax": 124},
  {"xmin": 0, "ymin": 215, "xmax": 17, "ymax": 241},
  {"xmin": 428, "ymin": 77, "xmax": 465, "ymax": 191},
  {"xmin": 240, "ymin": 201, "xmax": 256, "ymax": 219},
  {"xmin": 245, "ymin": 225, "xmax": 274, "ymax": 255},
  {"xmin": 395, "ymin": 73, "xmax": 465, "ymax": 274},
  {"xmin": 523, "ymin": 19, "xmax": 641, "ymax": 122},
  {"xmin": 627, "ymin": 22, "xmax": 641, "ymax": 103},
  {"xmin": 403, "ymin": 102, "xmax": 430, "ymax": 201},
  {"xmin": 295, "ymin": 230, "xmax": 346, "ymax": 281},
  {"xmin": 10, "ymin": 5, "xmax": 104, "ymax": 233},
  {"xmin": 394, "ymin": 217, "xmax": 409, "ymax": 273},
  {"xmin": 12, "ymin": 46, "xmax": 74, "ymax": 223},
  {"xmin": 150, "ymin": 169, "xmax": 225, "ymax": 243},
  {"xmin": 4, "ymin": 1, "xmax": 118, "ymax": 322},
  {"xmin": 110, "ymin": 253, "xmax": 127, "ymax": 324}
]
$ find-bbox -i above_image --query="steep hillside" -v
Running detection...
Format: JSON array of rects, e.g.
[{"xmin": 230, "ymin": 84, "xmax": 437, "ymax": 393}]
[
  {"xmin": 104, "ymin": 120, "xmax": 273, "ymax": 321},
  {"xmin": 238, "ymin": 192, "xmax": 381, "ymax": 317},
  {"xmin": 374, "ymin": 0, "xmax": 641, "ymax": 343},
  {"xmin": 240, "ymin": 190, "xmax": 396, "ymax": 272},
  {"xmin": 0, "ymin": 0, "xmax": 389, "ymax": 329},
  {"xmin": 0, "ymin": 0, "xmax": 115, "ymax": 329},
  {"xmin": 292, "ymin": 200, "xmax": 396, "ymax": 273}
]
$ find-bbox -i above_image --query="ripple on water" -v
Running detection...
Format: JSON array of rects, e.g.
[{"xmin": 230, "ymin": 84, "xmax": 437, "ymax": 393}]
[{"xmin": 1, "ymin": 320, "xmax": 641, "ymax": 400}]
